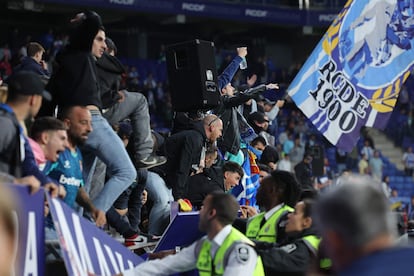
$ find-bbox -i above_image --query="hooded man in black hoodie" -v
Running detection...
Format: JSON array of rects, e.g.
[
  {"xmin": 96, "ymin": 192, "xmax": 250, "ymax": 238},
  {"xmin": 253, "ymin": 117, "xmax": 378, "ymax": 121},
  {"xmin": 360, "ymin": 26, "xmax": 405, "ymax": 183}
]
[{"xmin": 43, "ymin": 11, "xmax": 136, "ymax": 214}]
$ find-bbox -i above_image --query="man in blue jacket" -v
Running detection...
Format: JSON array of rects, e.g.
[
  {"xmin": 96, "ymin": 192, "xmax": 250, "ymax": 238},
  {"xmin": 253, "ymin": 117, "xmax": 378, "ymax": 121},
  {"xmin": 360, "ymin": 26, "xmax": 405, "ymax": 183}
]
[{"xmin": 15, "ymin": 42, "xmax": 50, "ymax": 80}]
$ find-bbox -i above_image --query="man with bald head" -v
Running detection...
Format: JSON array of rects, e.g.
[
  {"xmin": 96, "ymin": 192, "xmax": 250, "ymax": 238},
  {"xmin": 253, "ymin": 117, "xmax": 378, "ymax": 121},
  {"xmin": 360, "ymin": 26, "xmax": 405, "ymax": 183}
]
[{"xmin": 165, "ymin": 114, "xmax": 223, "ymax": 200}]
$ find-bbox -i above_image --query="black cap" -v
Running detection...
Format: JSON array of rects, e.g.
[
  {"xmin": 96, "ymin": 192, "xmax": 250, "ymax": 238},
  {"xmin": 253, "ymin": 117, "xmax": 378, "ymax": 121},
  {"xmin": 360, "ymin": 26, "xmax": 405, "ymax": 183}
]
[
  {"xmin": 105, "ymin": 37, "xmax": 117, "ymax": 55},
  {"xmin": 6, "ymin": 71, "xmax": 51, "ymax": 101},
  {"xmin": 261, "ymin": 145, "xmax": 279, "ymax": 164},
  {"xmin": 118, "ymin": 121, "xmax": 132, "ymax": 138}
]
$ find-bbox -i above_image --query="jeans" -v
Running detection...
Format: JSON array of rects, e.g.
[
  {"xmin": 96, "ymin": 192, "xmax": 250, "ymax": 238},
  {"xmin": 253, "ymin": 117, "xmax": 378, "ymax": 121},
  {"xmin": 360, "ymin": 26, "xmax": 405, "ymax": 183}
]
[
  {"xmin": 106, "ymin": 207, "xmax": 136, "ymax": 237},
  {"xmin": 113, "ymin": 168, "xmax": 147, "ymax": 231},
  {"xmin": 89, "ymin": 157, "xmax": 106, "ymax": 202},
  {"xmin": 145, "ymin": 171, "xmax": 173, "ymax": 236},
  {"xmin": 103, "ymin": 91, "xmax": 153, "ymax": 160},
  {"xmin": 82, "ymin": 111, "xmax": 136, "ymax": 212}
]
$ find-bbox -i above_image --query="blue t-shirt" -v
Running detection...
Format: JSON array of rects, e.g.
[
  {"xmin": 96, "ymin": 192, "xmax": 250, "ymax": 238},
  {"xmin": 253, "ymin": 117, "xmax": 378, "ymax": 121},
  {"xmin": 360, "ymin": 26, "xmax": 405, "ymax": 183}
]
[{"xmin": 46, "ymin": 147, "xmax": 84, "ymax": 208}]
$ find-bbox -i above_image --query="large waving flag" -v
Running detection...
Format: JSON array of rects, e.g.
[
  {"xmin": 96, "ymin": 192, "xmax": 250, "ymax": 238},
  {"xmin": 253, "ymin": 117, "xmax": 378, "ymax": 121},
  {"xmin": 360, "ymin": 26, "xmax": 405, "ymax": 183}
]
[{"xmin": 288, "ymin": 0, "xmax": 414, "ymax": 151}]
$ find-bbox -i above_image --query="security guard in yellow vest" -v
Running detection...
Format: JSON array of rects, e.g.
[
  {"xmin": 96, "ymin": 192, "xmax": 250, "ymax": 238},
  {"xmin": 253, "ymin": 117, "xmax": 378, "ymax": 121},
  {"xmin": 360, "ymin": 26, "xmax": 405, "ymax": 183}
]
[
  {"xmin": 246, "ymin": 205, "xmax": 293, "ymax": 243},
  {"xmin": 246, "ymin": 170, "xmax": 300, "ymax": 243},
  {"xmin": 195, "ymin": 227, "xmax": 264, "ymax": 276},
  {"xmin": 123, "ymin": 192, "xmax": 264, "ymax": 276},
  {"xmin": 255, "ymin": 199, "xmax": 321, "ymax": 275}
]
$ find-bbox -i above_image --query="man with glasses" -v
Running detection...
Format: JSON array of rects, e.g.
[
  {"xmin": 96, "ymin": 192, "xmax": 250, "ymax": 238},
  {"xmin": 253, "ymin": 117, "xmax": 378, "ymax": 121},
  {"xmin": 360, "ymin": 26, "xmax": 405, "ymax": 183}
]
[{"xmin": 165, "ymin": 114, "xmax": 223, "ymax": 200}]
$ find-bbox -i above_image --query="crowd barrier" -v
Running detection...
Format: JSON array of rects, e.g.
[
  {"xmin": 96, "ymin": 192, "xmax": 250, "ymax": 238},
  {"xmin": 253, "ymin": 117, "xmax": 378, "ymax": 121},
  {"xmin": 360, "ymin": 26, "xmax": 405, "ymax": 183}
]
[{"xmin": 8, "ymin": 184, "xmax": 204, "ymax": 276}]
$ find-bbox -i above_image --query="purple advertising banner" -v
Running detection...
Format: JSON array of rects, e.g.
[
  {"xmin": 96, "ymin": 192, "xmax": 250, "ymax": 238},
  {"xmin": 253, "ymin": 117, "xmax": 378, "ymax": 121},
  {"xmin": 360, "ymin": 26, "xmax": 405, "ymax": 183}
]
[
  {"xmin": 155, "ymin": 211, "xmax": 204, "ymax": 252},
  {"xmin": 8, "ymin": 184, "xmax": 45, "ymax": 276},
  {"xmin": 37, "ymin": 0, "xmax": 339, "ymax": 26},
  {"xmin": 47, "ymin": 194, "xmax": 144, "ymax": 275}
]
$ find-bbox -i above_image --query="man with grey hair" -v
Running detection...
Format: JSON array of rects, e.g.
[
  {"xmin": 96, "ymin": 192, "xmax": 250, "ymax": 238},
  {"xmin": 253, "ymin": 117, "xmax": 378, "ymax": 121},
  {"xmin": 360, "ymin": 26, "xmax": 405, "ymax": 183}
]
[
  {"xmin": 165, "ymin": 114, "xmax": 223, "ymax": 200},
  {"xmin": 315, "ymin": 175, "xmax": 414, "ymax": 275}
]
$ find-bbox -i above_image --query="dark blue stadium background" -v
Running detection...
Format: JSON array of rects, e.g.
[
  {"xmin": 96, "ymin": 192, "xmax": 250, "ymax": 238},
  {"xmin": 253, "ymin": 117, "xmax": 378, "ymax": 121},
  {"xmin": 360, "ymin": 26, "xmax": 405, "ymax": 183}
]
[{"xmin": 0, "ymin": 0, "xmax": 345, "ymax": 68}]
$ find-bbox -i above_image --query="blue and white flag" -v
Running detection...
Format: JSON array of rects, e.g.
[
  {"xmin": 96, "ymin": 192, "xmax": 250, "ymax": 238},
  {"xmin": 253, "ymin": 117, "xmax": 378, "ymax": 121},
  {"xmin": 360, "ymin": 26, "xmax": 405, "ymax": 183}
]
[
  {"xmin": 231, "ymin": 151, "xmax": 260, "ymax": 206},
  {"xmin": 288, "ymin": 0, "xmax": 414, "ymax": 151}
]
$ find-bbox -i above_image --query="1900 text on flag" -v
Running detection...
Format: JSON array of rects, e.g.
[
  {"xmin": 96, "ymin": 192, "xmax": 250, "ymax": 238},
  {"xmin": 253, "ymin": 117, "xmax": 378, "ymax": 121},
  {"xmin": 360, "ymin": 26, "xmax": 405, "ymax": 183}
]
[{"xmin": 288, "ymin": 0, "xmax": 414, "ymax": 151}]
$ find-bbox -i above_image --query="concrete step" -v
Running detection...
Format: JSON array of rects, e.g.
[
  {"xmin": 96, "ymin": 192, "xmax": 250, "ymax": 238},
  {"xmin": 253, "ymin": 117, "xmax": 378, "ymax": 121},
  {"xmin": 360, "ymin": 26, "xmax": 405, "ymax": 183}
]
[
  {"xmin": 367, "ymin": 128, "xmax": 404, "ymax": 171},
  {"xmin": 375, "ymin": 137, "xmax": 391, "ymax": 144}
]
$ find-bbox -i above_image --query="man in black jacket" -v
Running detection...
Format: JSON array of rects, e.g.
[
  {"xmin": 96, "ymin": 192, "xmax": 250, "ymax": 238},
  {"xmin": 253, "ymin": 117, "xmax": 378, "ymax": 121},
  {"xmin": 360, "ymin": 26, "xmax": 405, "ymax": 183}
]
[
  {"xmin": 0, "ymin": 71, "xmax": 51, "ymax": 192},
  {"xmin": 96, "ymin": 38, "xmax": 165, "ymax": 169},
  {"xmin": 186, "ymin": 161, "xmax": 243, "ymax": 208},
  {"xmin": 15, "ymin": 42, "xmax": 50, "ymax": 80},
  {"xmin": 215, "ymin": 82, "xmax": 278, "ymax": 156},
  {"xmin": 165, "ymin": 114, "xmax": 223, "ymax": 200},
  {"xmin": 294, "ymin": 154, "xmax": 315, "ymax": 192}
]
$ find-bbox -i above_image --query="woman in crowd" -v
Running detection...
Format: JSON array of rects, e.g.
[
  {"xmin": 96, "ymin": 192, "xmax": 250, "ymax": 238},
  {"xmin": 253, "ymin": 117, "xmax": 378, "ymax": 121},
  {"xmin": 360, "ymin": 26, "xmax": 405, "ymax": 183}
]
[{"xmin": 255, "ymin": 199, "xmax": 321, "ymax": 275}]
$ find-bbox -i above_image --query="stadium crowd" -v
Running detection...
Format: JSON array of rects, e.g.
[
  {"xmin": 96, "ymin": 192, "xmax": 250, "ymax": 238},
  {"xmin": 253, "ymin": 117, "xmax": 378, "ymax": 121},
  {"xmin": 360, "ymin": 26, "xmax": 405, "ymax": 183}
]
[{"xmin": 1, "ymin": 9, "xmax": 414, "ymax": 276}]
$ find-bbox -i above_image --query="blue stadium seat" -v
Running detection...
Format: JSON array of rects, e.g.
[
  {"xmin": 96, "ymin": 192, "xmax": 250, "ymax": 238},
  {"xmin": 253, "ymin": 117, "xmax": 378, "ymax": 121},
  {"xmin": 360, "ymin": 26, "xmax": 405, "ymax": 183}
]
[
  {"xmin": 396, "ymin": 176, "xmax": 405, "ymax": 182},
  {"xmin": 404, "ymin": 176, "xmax": 414, "ymax": 183},
  {"xmin": 389, "ymin": 176, "xmax": 397, "ymax": 182}
]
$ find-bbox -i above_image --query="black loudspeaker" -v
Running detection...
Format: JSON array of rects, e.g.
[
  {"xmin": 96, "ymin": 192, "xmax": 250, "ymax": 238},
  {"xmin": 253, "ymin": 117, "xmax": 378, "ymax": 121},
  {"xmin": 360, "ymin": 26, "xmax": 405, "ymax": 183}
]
[
  {"xmin": 308, "ymin": 145, "xmax": 325, "ymax": 177},
  {"xmin": 166, "ymin": 39, "xmax": 220, "ymax": 112}
]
